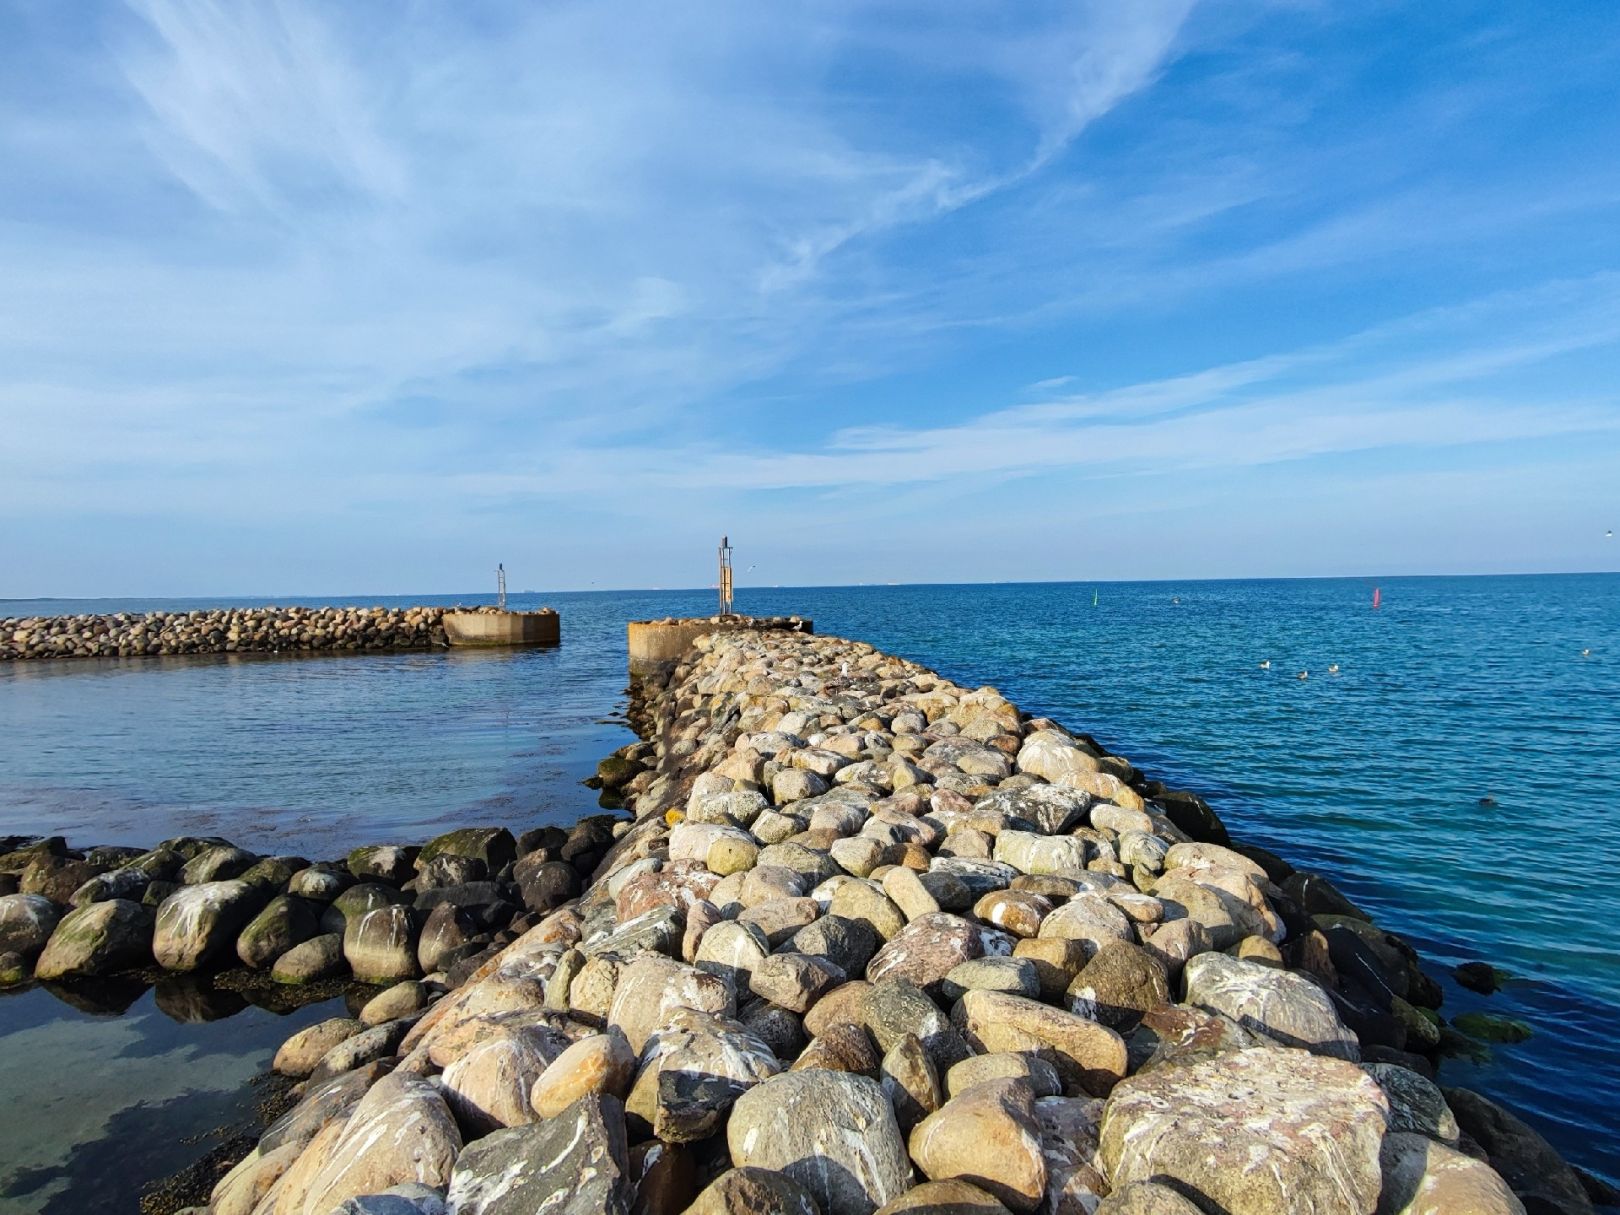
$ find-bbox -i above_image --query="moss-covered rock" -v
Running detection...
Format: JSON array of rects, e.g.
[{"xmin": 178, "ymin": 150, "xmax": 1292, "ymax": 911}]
[
  {"xmin": 237, "ymin": 894, "xmax": 323, "ymax": 969},
  {"xmin": 1452, "ymin": 1012, "xmax": 1532, "ymax": 1044},
  {"xmin": 346, "ymin": 844, "xmax": 416, "ymax": 885},
  {"xmin": 35, "ymin": 898, "xmax": 154, "ymax": 979},
  {"xmin": 418, "ymin": 827, "xmax": 516, "ymax": 875}
]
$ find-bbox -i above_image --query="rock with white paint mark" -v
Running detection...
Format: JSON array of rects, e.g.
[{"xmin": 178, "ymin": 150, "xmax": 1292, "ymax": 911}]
[
  {"xmin": 440, "ymin": 1020, "xmax": 563, "ymax": 1134},
  {"xmin": 993, "ymin": 832, "xmax": 1088, "ymax": 878},
  {"xmin": 609, "ymin": 955, "xmax": 736, "ymax": 1054},
  {"xmin": 1182, "ymin": 952, "xmax": 1359, "ymax": 1060},
  {"xmin": 1098, "ymin": 1047, "xmax": 1388, "ymax": 1215},
  {"xmin": 531, "ymin": 1030, "xmax": 637, "ymax": 1118},
  {"xmin": 34, "ymin": 898, "xmax": 153, "ymax": 979},
  {"xmin": 153, "ymin": 880, "xmax": 265, "ymax": 971},
  {"xmin": 344, "ymin": 904, "xmax": 422, "ymax": 985},
  {"xmin": 866, "ymin": 913, "xmax": 991, "ymax": 999},
  {"xmin": 277, "ymin": 1072, "xmax": 461, "ymax": 1214},
  {"xmin": 627, "ymin": 1008, "xmax": 781, "ymax": 1142},
  {"xmin": 909, "ymin": 1077, "xmax": 1047, "ymax": 1213},
  {"xmin": 728, "ymin": 1070, "xmax": 912, "ymax": 1215},
  {"xmin": 446, "ymin": 1093, "xmax": 632, "ymax": 1215},
  {"xmin": 0, "ymin": 893, "xmax": 62, "ymax": 958}
]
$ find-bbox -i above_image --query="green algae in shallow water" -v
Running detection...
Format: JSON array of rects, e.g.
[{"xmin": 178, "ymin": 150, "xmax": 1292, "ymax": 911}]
[{"xmin": 1453, "ymin": 1012, "xmax": 1534, "ymax": 1043}]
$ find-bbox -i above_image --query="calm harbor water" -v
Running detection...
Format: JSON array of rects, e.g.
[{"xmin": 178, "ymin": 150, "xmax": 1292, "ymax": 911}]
[{"xmin": 1, "ymin": 575, "xmax": 1616, "ymax": 1206}]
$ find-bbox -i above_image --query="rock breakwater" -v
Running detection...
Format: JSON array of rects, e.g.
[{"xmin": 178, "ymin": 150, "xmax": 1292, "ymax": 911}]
[
  {"xmin": 3, "ymin": 627, "xmax": 1596, "ymax": 1214},
  {"xmin": 1, "ymin": 605, "xmax": 471, "ymax": 660}
]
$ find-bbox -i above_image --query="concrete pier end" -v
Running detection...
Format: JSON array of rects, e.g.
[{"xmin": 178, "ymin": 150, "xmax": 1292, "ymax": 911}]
[
  {"xmin": 628, "ymin": 614, "xmax": 811, "ymax": 676},
  {"xmin": 443, "ymin": 609, "xmax": 561, "ymax": 647}
]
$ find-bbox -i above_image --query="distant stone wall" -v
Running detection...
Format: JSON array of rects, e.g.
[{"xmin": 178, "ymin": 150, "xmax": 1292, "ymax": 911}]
[{"xmin": 1, "ymin": 605, "xmax": 454, "ymax": 660}]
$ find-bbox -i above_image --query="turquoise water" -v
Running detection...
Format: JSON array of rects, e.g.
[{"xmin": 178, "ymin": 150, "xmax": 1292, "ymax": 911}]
[{"xmin": 1, "ymin": 575, "xmax": 1617, "ymax": 1200}]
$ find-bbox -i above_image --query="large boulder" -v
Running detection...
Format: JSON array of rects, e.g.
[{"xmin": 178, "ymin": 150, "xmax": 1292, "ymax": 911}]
[
  {"xmin": 627, "ymin": 1008, "xmax": 780, "ymax": 1142},
  {"xmin": 34, "ymin": 899, "xmax": 153, "ymax": 979},
  {"xmin": 343, "ymin": 904, "xmax": 421, "ymax": 984},
  {"xmin": 1099, "ymin": 1047, "xmax": 1388, "ymax": 1215},
  {"xmin": 439, "ymin": 1021, "xmax": 561, "ymax": 1134},
  {"xmin": 728, "ymin": 1070, "xmax": 912, "ymax": 1214},
  {"xmin": 152, "ymin": 881, "xmax": 265, "ymax": 971},
  {"xmin": 1378, "ymin": 1132, "xmax": 1526, "ymax": 1215},
  {"xmin": 1442, "ymin": 1087, "xmax": 1593, "ymax": 1215},
  {"xmin": 686, "ymin": 1167, "xmax": 822, "ymax": 1215},
  {"xmin": 607, "ymin": 955, "xmax": 735, "ymax": 1053},
  {"xmin": 953, "ymin": 990, "xmax": 1127, "ymax": 1097},
  {"xmin": 1182, "ymin": 952, "xmax": 1359, "ymax": 1060},
  {"xmin": 0, "ymin": 893, "xmax": 62, "ymax": 958},
  {"xmin": 273, "ymin": 1072, "xmax": 461, "ymax": 1213},
  {"xmin": 419, "ymin": 827, "xmax": 516, "ymax": 875},
  {"xmin": 237, "ymin": 895, "xmax": 322, "ymax": 969},
  {"xmin": 445, "ymin": 1093, "xmax": 632, "ymax": 1214},
  {"xmin": 908, "ymin": 1076, "xmax": 1047, "ymax": 1212}
]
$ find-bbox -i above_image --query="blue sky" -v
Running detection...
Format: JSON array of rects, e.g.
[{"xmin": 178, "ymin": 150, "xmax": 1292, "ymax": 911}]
[{"xmin": 3, "ymin": 0, "xmax": 1619, "ymax": 595}]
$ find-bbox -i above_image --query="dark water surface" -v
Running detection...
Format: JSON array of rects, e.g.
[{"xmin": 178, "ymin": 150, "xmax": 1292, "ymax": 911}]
[{"xmin": 2, "ymin": 575, "xmax": 1617, "ymax": 1203}]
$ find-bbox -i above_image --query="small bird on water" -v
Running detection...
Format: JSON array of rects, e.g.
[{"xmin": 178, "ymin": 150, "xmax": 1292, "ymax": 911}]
[
  {"xmin": 1327, "ymin": 663, "xmax": 1340, "ymax": 674},
  {"xmin": 1297, "ymin": 669, "xmax": 1309, "ymax": 680},
  {"xmin": 1478, "ymin": 795, "xmax": 1498, "ymax": 807},
  {"xmin": 1582, "ymin": 648, "xmax": 1591, "ymax": 657},
  {"xmin": 1259, "ymin": 659, "xmax": 1271, "ymax": 669}
]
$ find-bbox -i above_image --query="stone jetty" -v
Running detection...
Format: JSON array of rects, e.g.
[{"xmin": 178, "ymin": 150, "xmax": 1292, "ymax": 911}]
[
  {"xmin": 1, "ymin": 627, "xmax": 1596, "ymax": 1214},
  {"xmin": 1, "ymin": 605, "xmax": 471, "ymax": 660}
]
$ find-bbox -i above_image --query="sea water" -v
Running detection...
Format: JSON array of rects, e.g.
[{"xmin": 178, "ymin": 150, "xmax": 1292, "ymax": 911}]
[{"xmin": 1, "ymin": 575, "xmax": 1615, "ymax": 1207}]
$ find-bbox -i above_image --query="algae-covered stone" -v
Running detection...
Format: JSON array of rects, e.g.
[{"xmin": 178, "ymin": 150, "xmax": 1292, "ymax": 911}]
[
  {"xmin": 346, "ymin": 844, "xmax": 416, "ymax": 885},
  {"xmin": 272, "ymin": 932, "xmax": 345, "ymax": 984},
  {"xmin": 0, "ymin": 893, "xmax": 61, "ymax": 958},
  {"xmin": 180, "ymin": 845, "xmax": 257, "ymax": 884},
  {"xmin": 236, "ymin": 894, "xmax": 322, "ymax": 969},
  {"xmin": 1099, "ymin": 1047, "xmax": 1387, "ymax": 1215},
  {"xmin": 153, "ymin": 880, "xmax": 265, "ymax": 971},
  {"xmin": 419, "ymin": 827, "xmax": 516, "ymax": 875},
  {"xmin": 1451, "ymin": 1012, "xmax": 1532, "ymax": 1043},
  {"xmin": 344, "ymin": 904, "xmax": 421, "ymax": 984},
  {"xmin": 34, "ymin": 898, "xmax": 153, "ymax": 979}
]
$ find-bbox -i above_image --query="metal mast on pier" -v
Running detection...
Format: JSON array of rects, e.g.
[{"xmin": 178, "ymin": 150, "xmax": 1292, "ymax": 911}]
[
  {"xmin": 718, "ymin": 537, "xmax": 734, "ymax": 617},
  {"xmin": 497, "ymin": 563, "xmax": 508, "ymax": 610}
]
